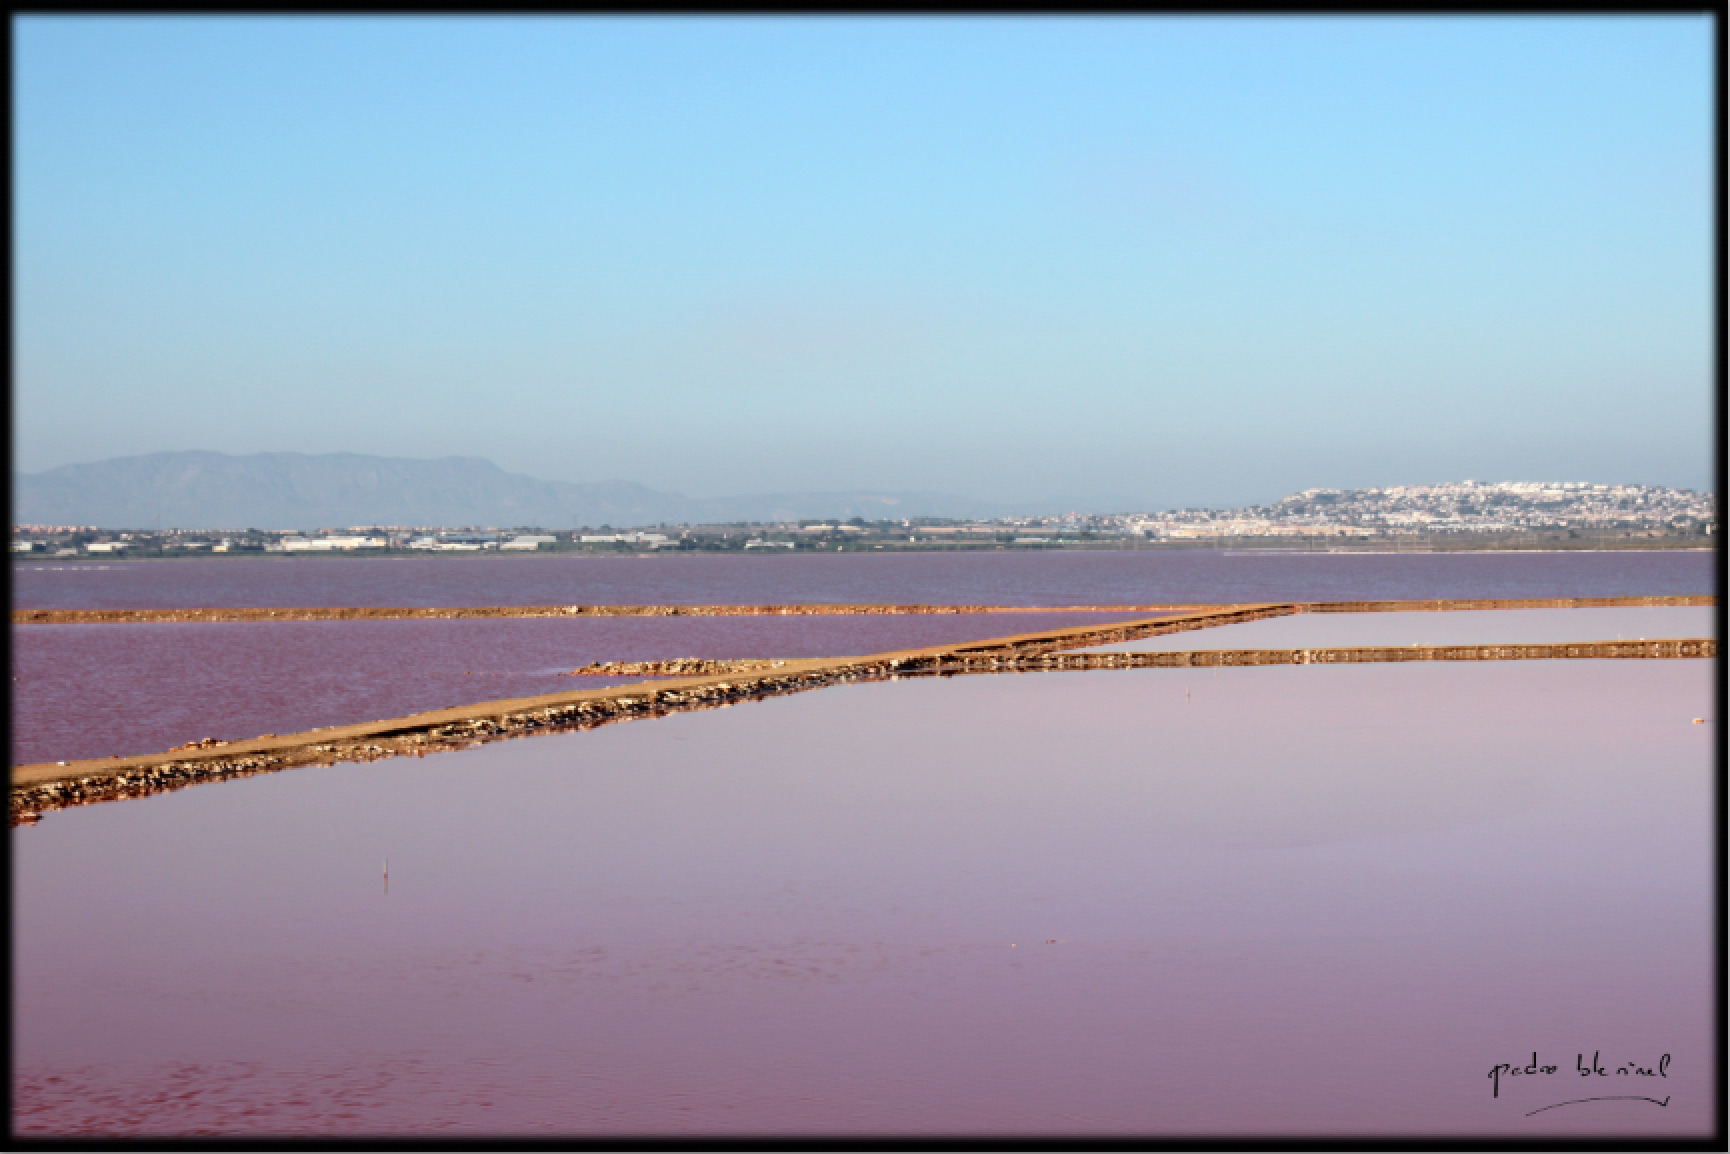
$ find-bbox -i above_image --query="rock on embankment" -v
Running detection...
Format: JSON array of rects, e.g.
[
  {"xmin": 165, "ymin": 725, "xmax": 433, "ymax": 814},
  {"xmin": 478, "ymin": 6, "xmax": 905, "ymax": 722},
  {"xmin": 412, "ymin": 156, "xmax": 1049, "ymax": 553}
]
[{"xmin": 564, "ymin": 659, "xmax": 790, "ymax": 677}]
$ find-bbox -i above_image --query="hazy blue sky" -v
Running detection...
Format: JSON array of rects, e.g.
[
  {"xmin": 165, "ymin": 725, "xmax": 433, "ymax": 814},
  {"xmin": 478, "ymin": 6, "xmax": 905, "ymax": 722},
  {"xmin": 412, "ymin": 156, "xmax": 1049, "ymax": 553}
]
[{"xmin": 14, "ymin": 16, "xmax": 1715, "ymax": 507}]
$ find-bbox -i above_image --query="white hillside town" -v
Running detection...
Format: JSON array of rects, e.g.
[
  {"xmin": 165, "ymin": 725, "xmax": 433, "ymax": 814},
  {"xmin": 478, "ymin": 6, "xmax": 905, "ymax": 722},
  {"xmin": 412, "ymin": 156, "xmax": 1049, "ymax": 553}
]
[{"xmin": 1116, "ymin": 481, "xmax": 1716, "ymax": 540}]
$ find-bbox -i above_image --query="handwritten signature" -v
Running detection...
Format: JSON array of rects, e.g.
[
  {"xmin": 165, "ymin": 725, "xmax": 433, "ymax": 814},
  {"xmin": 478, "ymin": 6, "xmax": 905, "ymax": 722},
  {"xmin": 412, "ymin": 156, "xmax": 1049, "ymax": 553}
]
[{"xmin": 1488, "ymin": 1051, "xmax": 1671, "ymax": 1116}]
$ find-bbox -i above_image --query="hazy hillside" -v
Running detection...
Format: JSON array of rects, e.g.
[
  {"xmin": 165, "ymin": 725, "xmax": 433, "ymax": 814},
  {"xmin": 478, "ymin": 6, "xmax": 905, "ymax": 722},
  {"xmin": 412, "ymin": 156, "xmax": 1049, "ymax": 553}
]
[{"xmin": 14, "ymin": 452, "xmax": 1014, "ymax": 530}]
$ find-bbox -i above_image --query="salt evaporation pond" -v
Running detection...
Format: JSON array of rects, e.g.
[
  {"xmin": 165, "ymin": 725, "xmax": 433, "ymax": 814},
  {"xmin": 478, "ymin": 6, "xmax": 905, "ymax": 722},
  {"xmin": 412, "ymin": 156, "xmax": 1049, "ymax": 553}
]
[
  {"xmin": 11, "ymin": 611, "xmax": 1146, "ymax": 766},
  {"xmin": 12, "ymin": 548, "xmax": 1714, "ymax": 610},
  {"xmin": 1080, "ymin": 605, "xmax": 1717, "ymax": 652},
  {"xmin": 13, "ymin": 657, "xmax": 1714, "ymax": 1137}
]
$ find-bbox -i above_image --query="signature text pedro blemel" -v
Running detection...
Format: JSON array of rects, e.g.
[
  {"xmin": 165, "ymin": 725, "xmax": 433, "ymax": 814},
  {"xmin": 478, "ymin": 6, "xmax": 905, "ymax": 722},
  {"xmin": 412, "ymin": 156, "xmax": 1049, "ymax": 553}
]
[{"xmin": 1489, "ymin": 1051, "xmax": 1671, "ymax": 1098}]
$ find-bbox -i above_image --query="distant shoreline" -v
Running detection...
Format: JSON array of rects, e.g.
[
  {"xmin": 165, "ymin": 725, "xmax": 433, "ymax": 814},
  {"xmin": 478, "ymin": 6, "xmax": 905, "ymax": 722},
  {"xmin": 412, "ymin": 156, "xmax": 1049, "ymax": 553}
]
[{"xmin": 12, "ymin": 541, "xmax": 1717, "ymax": 563}]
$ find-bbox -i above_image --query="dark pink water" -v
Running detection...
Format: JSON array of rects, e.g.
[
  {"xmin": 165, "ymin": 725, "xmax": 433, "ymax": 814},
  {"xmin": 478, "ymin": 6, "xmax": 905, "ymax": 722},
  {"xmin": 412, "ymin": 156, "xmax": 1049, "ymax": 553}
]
[
  {"xmin": 11, "ymin": 549, "xmax": 1715, "ymax": 610},
  {"xmin": 11, "ymin": 612, "xmax": 1143, "ymax": 765},
  {"xmin": 13, "ymin": 659, "xmax": 1715, "ymax": 1137}
]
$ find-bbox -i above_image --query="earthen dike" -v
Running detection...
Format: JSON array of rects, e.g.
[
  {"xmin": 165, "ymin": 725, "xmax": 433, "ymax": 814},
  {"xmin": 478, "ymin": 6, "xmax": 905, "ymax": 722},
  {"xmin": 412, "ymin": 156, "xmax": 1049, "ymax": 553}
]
[
  {"xmin": 11, "ymin": 596, "xmax": 1715, "ymax": 825},
  {"xmin": 13, "ymin": 604, "xmax": 1202, "ymax": 625}
]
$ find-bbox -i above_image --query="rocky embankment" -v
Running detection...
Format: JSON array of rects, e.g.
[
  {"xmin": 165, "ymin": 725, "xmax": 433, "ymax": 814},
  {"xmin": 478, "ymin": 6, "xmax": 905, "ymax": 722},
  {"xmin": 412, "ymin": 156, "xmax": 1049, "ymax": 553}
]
[
  {"xmin": 12, "ymin": 604, "xmax": 1186, "ymax": 626},
  {"xmin": 1299, "ymin": 595, "xmax": 1715, "ymax": 612},
  {"xmin": 11, "ymin": 596, "xmax": 1709, "ymax": 627},
  {"xmin": 944, "ymin": 638, "xmax": 1716, "ymax": 670}
]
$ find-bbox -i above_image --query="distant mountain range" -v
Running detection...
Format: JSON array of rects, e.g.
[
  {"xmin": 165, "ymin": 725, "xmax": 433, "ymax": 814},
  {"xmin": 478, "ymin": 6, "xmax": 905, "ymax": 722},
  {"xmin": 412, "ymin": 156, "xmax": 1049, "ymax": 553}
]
[{"xmin": 14, "ymin": 451, "xmax": 1103, "ymax": 530}]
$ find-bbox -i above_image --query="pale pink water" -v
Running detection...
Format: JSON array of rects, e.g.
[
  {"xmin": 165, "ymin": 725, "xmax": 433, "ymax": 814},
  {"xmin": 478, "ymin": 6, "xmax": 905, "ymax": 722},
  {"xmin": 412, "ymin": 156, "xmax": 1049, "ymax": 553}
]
[
  {"xmin": 11, "ymin": 612, "xmax": 1143, "ymax": 765},
  {"xmin": 12, "ymin": 659, "xmax": 1715, "ymax": 1138},
  {"xmin": 1083, "ymin": 606, "xmax": 1718, "ymax": 652},
  {"xmin": 11, "ymin": 548, "xmax": 1715, "ymax": 610}
]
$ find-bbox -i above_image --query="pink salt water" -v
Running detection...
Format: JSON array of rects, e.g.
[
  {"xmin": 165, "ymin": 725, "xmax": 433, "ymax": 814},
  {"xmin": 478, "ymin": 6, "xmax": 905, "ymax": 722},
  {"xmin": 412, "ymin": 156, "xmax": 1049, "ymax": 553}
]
[
  {"xmin": 14, "ymin": 549, "xmax": 1712, "ymax": 766},
  {"xmin": 11, "ymin": 611, "xmax": 1145, "ymax": 765},
  {"xmin": 12, "ymin": 547, "xmax": 1715, "ymax": 611},
  {"xmin": 12, "ymin": 658, "xmax": 1714, "ymax": 1137}
]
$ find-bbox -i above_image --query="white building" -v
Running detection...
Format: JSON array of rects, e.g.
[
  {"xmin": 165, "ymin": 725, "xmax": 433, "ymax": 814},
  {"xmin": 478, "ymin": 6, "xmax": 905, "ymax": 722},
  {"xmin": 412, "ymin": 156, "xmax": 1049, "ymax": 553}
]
[
  {"xmin": 581, "ymin": 532, "xmax": 670, "ymax": 545},
  {"xmin": 281, "ymin": 536, "xmax": 387, "ymax": 551},
  {"xmin": 501, "ymin": 535, "xmax": 558, "ymax": 550}
]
